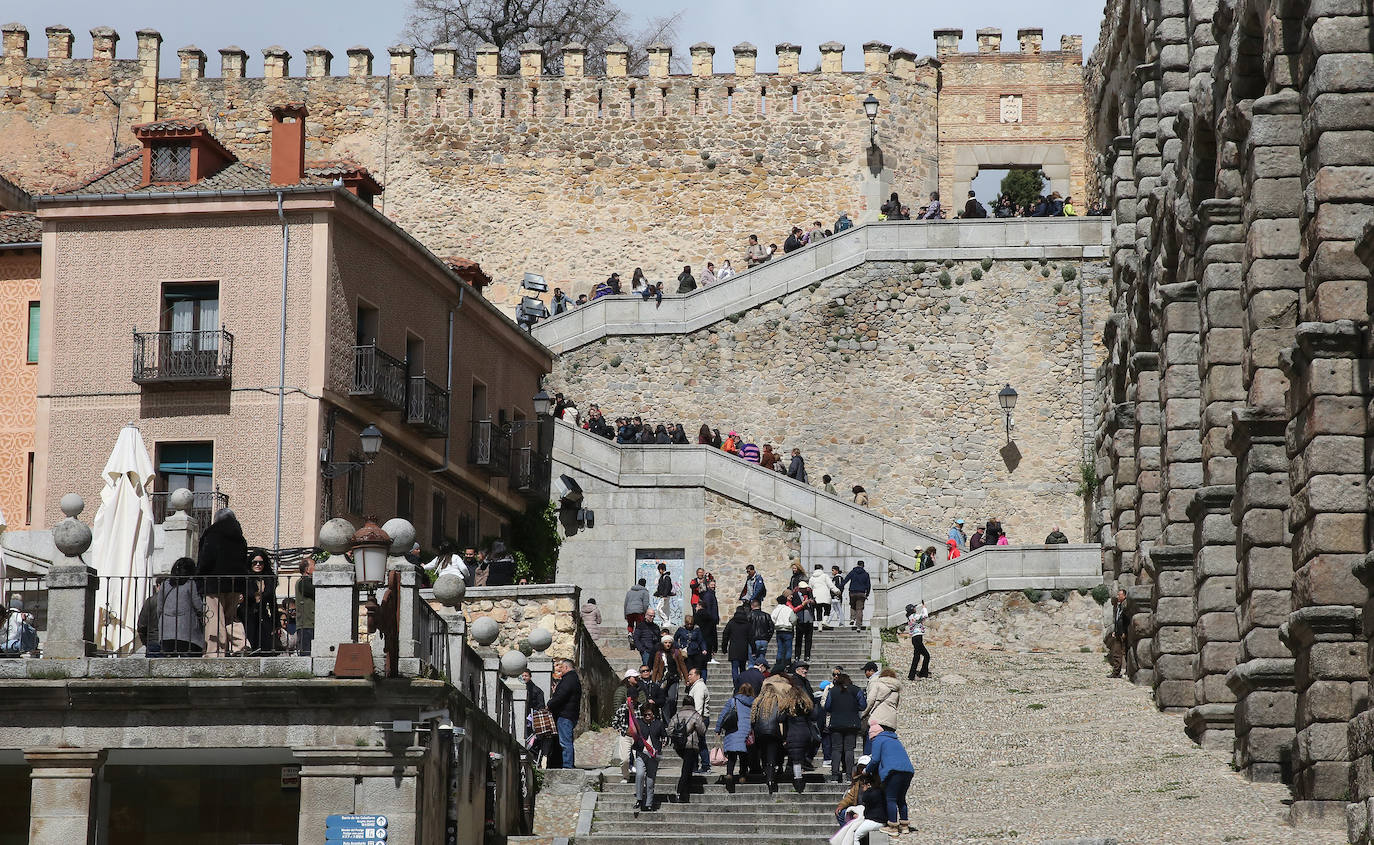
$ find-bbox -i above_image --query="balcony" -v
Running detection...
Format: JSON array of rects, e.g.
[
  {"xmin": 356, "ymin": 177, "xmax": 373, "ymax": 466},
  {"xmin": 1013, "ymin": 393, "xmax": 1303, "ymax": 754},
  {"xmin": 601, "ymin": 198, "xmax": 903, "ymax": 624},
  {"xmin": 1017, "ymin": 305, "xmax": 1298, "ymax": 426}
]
[
  {"xmin": 468, "ymin": 420, "xmax": 511, "ymax": 476},
  {"xmin": 132, "ymin": 329, "xmax": 233, "ymax": 387},
  {"xmin": 150, "ymin": 488, "xmax": 228, "ymax": 535},
  {"xmin": 512, "ymin": 444, "xmax": 551, "ymax": 499},
  {"xmin": 406, "ymin": 376, "xmax": 450, "ymax": 437},
  {"xmin": 350, "ymin": 344, "xmax": 407, "ymax": 412}
]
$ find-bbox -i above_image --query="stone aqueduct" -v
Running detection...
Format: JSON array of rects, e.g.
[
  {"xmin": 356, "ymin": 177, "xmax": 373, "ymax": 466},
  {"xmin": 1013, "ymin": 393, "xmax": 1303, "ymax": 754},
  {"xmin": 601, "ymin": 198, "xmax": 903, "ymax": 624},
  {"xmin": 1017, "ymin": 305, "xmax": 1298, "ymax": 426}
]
[
  {"xmin": 1086, "ymin": 0, "xmax": 1374, "ymax": 836},
  {"xmin": 3, "ymin": 1, "xmax": 1374, "ymax": 838}
]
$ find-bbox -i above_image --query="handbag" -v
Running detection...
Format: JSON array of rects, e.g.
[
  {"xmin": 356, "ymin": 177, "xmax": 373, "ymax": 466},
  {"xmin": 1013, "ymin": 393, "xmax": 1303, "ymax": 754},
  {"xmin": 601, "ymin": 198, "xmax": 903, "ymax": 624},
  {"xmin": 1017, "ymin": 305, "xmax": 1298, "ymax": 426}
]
[
  {"xmin": 720, "ymin": 699, "xmax": 739, "ymax": 734},
  {"xmin": 530, "ymin": 707, "xmax": 556, "ymax": 737},
  {"xmin": 710, "ymin": 746, "xmax": 727, "ymax": 766}
]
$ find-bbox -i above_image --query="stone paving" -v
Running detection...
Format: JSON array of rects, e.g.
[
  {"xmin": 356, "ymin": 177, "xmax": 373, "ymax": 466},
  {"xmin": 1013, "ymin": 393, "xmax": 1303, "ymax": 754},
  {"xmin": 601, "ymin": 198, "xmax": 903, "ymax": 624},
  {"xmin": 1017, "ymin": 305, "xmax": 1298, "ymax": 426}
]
[{"xmin": 882, "ymin": 638, "xmax": 1340, "ymax": 845}]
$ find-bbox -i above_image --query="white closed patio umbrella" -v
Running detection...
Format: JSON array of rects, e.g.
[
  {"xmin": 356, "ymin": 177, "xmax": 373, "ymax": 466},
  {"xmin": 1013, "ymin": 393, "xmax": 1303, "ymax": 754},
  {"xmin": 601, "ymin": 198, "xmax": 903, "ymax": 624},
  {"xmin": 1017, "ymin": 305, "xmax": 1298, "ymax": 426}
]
[{"xmin": 90, "ymin": 425, "xmax": 157, "ymax": 653}]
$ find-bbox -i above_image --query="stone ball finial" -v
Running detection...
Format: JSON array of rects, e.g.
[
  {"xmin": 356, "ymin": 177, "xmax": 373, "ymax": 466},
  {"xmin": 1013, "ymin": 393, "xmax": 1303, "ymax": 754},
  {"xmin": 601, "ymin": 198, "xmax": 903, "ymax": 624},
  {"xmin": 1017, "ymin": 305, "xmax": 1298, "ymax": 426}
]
[
  {"xmin": 500, "ymin": 650, "xmax": 528, "ymax": 677},
  {"xmin": 381, "ymin": 518, "xmax": 415, "ymax": 554},
  {"xmin": 168, "ymin": 488, "xmax": 194, "ymax": 513},
  {"xmin": 60, "ymin": 493, "xmax": 85, "ymax": 518},
  {"xmin": 527, "ymin": 626, "xmax": 553, "ymax": 653},
  {"xmin": 470, "ymin": 616, "xmax": 500, "ymax": 646},
  {"xmin": 433, "ymin": 572, "xmax": 466, "ymax": 607},
  {"xmin": 319, "ymin": 517, "xmax": 356, "ymax": 555}
]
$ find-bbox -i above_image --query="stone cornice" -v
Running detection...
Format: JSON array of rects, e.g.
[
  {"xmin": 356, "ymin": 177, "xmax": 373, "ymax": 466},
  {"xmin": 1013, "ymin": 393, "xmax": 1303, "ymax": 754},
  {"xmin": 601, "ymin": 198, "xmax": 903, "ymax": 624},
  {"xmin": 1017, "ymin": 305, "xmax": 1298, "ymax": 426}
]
[
  {"xmin": 1225, "ymin": 657, "xmax": 1295, "ymax": 696},
  {"xmin": 1186, "ymin": 484, "xmax": 1235, "ymax": 521},
  {"xmin": 1227, "ymin": 407, "xmax": 1287, "ymax": 453},
  {"xmin": 1279, "ymin": 605, "xmax": 1362, "ymax": 648}
]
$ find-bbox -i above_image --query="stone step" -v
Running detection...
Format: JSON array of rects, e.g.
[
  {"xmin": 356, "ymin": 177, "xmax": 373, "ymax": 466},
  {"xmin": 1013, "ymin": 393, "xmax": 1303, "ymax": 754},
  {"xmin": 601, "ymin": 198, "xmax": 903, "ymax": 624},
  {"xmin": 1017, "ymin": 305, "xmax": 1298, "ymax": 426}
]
[
  {"xmin": 576, "ymin": 836, "xmax": 842, "ymax": 845},
  {"xmin": 600, "ymin": 780, "xmax": 846, "ymax": 797},
  {"xmin": 591, "ymin": 818, "xmax": 837, "ymax": 836}
]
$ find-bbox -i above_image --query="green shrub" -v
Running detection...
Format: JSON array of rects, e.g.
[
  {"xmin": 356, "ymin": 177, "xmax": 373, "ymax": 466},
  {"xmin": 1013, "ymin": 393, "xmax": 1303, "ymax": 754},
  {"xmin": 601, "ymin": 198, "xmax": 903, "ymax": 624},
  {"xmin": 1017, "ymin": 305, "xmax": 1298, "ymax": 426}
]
[
  {"xmin": 1053, "ymin": 283, "xmax": 1063, "ymax": 294},
  {"xmin": 880, "ymin": 627, "xmax": 899, "ymax": 643},
  {"xmin": 608, "ymin": 355, "xmax": 622, "ymax": 368},
  {"xmin": 1061, "ymin": 265, "xmax": 1078, "ymax": 281},
  {"xmin": 1091, "ymin": 584, "xmax": 1111, "ymax": 605},
  {"xmin": 1042, "ymin": 267, "xmax": 1052, "ymax": 278},
  {"xmin": 971, "ymin": 268, "xmax": 983, "ymax": 281},
  {"xmin": 1076, "ymin": 460, "xmax": 1100, "ymax": 500},
  {"xmin": 1023, "ymin": 261, "xmax": 1033, "ymax": 270},
  {"xmin": 938, "ymin": 270, "xmax": 952, "ymax": 287},
  {"xmin": 981, "ymin": 257, "xmax": 994, "ymax": 271},
  {"xmin": 943, "ymin": 258, "xmax": 955, "ymax": 268},
  {"xmin": 1050, "ymin": 588, "xmax": 1069, "ymax": 602},
  {"xmin": 1039, "ymin": 258, "xmax": 1049, "ymax": 267},
  {"xmin": 912, "ymin": 262, "xmax": 927, "ymax": 274},
  {"xmin": 1022, "ymin": 588, "xmax": 1044, "ymax": 603},
  {"xmin": 1027, "ymin": 702, "xmax": 1047, "ymax": 710},
  {"xmin": 907, "ymin": 343, "xmax": 915, "ymax": 351},
  {"xmin": 955, "ymin": 276, "xmax": 965, "ymax": 285}
]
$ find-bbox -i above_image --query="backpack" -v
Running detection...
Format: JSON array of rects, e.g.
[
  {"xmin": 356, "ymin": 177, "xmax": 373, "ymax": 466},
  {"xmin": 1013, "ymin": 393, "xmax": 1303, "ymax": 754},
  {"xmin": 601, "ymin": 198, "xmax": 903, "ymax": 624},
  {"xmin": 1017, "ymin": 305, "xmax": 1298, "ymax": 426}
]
[
  {"xmin": 669, "ymin": 716, "xmax": 690, "ymax": 751},
  {"xmin": 968, "ymin": 200, "xmax": 988, "ymax": 218}
]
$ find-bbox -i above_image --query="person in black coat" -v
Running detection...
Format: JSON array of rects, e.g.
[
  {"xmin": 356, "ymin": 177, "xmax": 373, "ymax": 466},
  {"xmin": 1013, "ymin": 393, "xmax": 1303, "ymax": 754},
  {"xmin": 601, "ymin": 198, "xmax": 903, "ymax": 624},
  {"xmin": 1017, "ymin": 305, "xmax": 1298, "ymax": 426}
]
[
  {"xmin": 242, "ymin": 548, "xmax": 278, "ymax": 654},
  {"xmin": 196, "ymin": 508, "xmax": 249, "ymax": 656},
  {"xmin": 485, "ymin": 540, "xmax": 517, "ymax": 587},
  {"xmin": 721, "ymin": 605, "xmax": 752, "ymax": 688},
  {"xmin": 547, "ymin": 659, "xmax": 582, "ymax": 768},
  {"xmin": 632, "ymin": 610, "xmax": 663, "ymax": 667},
  {"xmin": 695, "ymin": 579, "xmax": 720, "ymax": 665}
]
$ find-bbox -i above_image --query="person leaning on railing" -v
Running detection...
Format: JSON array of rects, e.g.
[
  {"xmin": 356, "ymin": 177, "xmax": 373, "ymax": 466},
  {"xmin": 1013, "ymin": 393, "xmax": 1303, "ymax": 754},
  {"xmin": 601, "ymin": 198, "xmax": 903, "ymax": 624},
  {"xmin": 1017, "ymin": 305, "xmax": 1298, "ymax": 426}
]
[{"xmin": 157, "ymin": 558, "xmax": 205, "ymax": 657}]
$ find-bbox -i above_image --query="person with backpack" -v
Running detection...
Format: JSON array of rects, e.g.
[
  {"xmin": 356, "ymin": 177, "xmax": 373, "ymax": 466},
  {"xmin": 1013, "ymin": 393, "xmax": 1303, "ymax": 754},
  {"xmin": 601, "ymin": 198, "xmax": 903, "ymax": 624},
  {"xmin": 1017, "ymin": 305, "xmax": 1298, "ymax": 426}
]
[
  {"xmin": 666, "ymin": 694, "xmax": 708, "ymax": 803},
  {"xmin": 963, "ymin": 190, "xmax": 987, "ymax": 219},
  {"xmin": 825, "ymin": 672, "xmax": 867, "ymax": 782},
  {"xmin": 770, "ymin": 595, "xmax": 796, "ymax": 664},
  {"xmin": 714, "ymin": 681, "xmax": 754, "ymax": 793},
  {"xmin": 747, "ymin": 598, "xmax": 774, "ymax": 667},
  {"xmin": 751, "ymin": 674, "xmax": 790, "ymax": 793},
  {"xmin": 865, "ymin": 721, "xmax": 915, "ymax": 836},
  {"xmin": 685, "ymin": 666, "xmax": 712, "ymax": 774},
  {"xmin": 653, "ymin": 562, "xmax": 675, "ymax": 624},
  {"xmin": 781, "ymin": 675, "xmax": 818, "ymax": 793}
]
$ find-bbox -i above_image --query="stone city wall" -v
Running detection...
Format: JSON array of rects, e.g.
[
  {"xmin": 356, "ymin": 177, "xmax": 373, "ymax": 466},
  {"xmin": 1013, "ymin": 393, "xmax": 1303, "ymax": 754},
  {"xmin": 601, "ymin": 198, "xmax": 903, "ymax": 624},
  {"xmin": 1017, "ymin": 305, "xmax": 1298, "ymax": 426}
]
[
  {"xmin": 461, "ymin": 584, "xmax": 581, "ymax": 661},
  {"xmin": 923, "ymin": 588, "xmax": 1106, "ymax": 653},
  {"xmin": 549, "ymin": 256, "xmax": 1111, "ymax": 544}
]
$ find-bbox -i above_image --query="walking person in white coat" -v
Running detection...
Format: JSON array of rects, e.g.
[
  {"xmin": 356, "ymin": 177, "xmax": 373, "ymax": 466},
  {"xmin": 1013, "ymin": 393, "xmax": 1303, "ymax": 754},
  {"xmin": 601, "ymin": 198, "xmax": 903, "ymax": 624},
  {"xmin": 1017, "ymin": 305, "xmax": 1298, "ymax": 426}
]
[{"xmin": 811, "ymin": 566, "xmax": 834, "ymax": 628}]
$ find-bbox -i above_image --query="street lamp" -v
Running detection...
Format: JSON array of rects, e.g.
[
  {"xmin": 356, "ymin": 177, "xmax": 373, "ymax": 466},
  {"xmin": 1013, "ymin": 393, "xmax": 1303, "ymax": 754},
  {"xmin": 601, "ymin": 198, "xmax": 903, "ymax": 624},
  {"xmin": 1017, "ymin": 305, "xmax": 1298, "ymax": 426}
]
[
  {"xmin": 863, "ymin": 94, "xmax": 880, "ymax": 146},
  {"xmin": 998, "ymin": 384, "xmax": 1018, "ymax": 444},
  {"xmin": 351, "ymin": 517, "xmax": 392, "ymax": 586},
  {"xmin": 532, "ymin": 389, "xmax": 553, "ymax": 419},
  {"xmin": 321, "ymin": 423, "xmax": 383, "ymax": 478}
]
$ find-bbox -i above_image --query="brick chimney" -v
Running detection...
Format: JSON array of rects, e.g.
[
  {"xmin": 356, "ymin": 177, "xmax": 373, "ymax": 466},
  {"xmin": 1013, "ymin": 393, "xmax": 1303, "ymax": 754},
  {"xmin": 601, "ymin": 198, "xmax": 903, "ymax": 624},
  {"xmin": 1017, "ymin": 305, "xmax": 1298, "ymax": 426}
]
[{"xmin": 270, "ymin": 104, "xmax": 308, "ymax": 186}]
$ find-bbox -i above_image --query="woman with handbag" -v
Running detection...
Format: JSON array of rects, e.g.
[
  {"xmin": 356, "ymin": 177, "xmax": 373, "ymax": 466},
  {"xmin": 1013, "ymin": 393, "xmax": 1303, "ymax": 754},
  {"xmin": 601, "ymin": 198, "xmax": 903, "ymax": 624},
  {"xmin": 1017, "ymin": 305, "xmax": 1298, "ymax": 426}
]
[
  {"xmin": 714, "ymin": 682, "xmax": 754, "ymax": 793},
  {"xmin": 825, "ymin": 672, "xmax": 866, "ymax": 783}
]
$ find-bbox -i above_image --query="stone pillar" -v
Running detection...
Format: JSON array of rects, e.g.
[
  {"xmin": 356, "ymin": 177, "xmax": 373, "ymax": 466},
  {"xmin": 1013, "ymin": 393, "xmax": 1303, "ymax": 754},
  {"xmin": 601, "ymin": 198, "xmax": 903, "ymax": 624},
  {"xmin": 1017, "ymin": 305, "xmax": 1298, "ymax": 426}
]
[
  {"xmin": 732, "ymin": 43, "xmax": 756, "ymax": 77},
  {"xmin": 508, "ymin": 677, "xmax": 529, "ymax": 745},
  {"xmin": 604, "ymin": 43, "xmax": 627, "ymax": 78},
  {"xmin": 389, "ymin": 559, "xmax": 422, "ymax": 661},
  {"xmin": 689, "ymin": 43, "xmax": 714, "ymax": 77},
  {"xmin": 90, "ymin": 26, "xmax": 118, "ymax": 60},
  {"xmin": 153, "ymin": 491, "xmax": 199, "ymax": 575},
  {"xmin": 2, "ymin": 23, "xmax": 28, "ymax": 59},
  {"xmin": 1158, "ymin": 280, "xmax": 1203, "ymax": 548},
  {"xmin": 889, "ymin": 48, "xmax": 917, "ymax": 81},
  {"xmin": 1108, "ymin": 401, "xmax": 1138, "ymax": 583},
  {"xmin": 1280, "ymin": 321, "xmax": 1368, "ymax": 828},
  {"xmin": 560, "ymin": 43, "xmax": 585, "ymax": 78},
  {"xmin": 1060, "ymin": 35, "xmax": 1083, "ymax": 53},
  {"xmin": 528, "ymin": 654, "xmax": 553, "ymax": 701},
  {"xmin": 1016, "ymin": 28, "xmax": 1043, "ymax": 54},
  {"xmin": 262, "ymin": 46, "xmax": 290, "ymax": 78},
  {"xmin": 476, "ymin": 43, "xmax": 499, "ymax": 77},
  {"xmin": 347, "ymin": 46, "xmax": 373, "ymax": 77},
  {"xmin": 296, "ymin": 747, "xmax": 427, "ymax": 845},
  {"xmin": 862, "ymin": 41, "xmax": 890, "ymax": 74},
  {"xmin": 1128, "ymin": 351, "xmax": 1162, "ymax": 685},
  {"xmin": 432, "ymin": 43, "xmax": 457, "ymax": 77},
  {"xmin": 933, "ymin": 29, "xmax": 962, "ymax": 59},
  {"xmin": 43, "ymin": 563, "xmax": 96, "ymax": 659},
  {"xmin": 303, "ymin": 46, "xmax": 332, "ymax": 77},
  {"xmin": 390, "ymin": 44, "xmax": 416, "ymax": 76},
  {"xmin": 135, "ymin": 29, "xmax": 160, "ymax": 121},
  {"xmin": 819, "ymin": 41, "xmax": 844, "ymax": 73},
  {"xmin": 25, "ymin": 748, "xmax": 105, "ymax": 845},
  {"xmin": 310, "ymin": 560, "xmax": 360, "ymax": 665},
  {"xmin": 178, "ymin": 46, "xmax": 206, "ymax": 80},
  {"xmin": 644, "ymin": 43, "xmax": 670, "ymax": 79},
  {"xmin": 1147, "ymin": 544, "xmax": 1197, "ymax": 711},
  {"xmin": 45, "ymin": 26, "xmax": 72, "ymax": 60},
  {"xmin": 1185, "ymin": 484, "xmax": 1239, "ymax": 746},
  {"xmin": 1227, "ymin": 409, "xmax": 1295, "ymax": 782},
  {"xmin": 976, "ymin": 28, "xmax": 1001, "ymax": 53},
  {"xmin": 775, "ymin": 43, "xmax": 801, "ymax": 76},
  {"xmin": 220, "ymin": 47, "xmax": 248, "ymax": 80}
]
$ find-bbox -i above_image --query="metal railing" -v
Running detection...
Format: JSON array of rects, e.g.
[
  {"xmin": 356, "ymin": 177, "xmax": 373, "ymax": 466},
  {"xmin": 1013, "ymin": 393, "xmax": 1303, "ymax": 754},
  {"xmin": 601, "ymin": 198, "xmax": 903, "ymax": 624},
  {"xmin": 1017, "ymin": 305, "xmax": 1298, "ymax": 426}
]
[
  {"xmin": 417, "ymin": 599, "xmax": 448, "ymax": 679},
  {"xmin": 149, "ymin": 488, "xmax": 229, "ymax": 534},
  {"xmin": 351, "ymin": 344, "xmax": 407, "ymax": 411},
  {"xmin": 407, "ymin": 375, "xmax": 450, "ymax": 436},
  {"xmin": 468, "ymin": 420, "xmax": 512, "ymax": 476},
  {"xmin": 132, "ymin": 328, "xmax": 233, "ymax": 385},
  {"xmin": 93, "ymin": 573, "xmax": 308, "ymax": 657},
  {"xmin": 0, "ymin": 575, "xmax": 47, "ymax": 656},
  {"xmin": 511, "ymin": 445, "xmax": 550, "ymax": 497}
]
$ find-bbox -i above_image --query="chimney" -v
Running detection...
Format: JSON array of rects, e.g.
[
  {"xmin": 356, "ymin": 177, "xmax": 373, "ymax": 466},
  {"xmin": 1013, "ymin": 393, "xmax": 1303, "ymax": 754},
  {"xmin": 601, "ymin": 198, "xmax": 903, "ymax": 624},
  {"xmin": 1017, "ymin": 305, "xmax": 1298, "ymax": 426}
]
[{"xmin": 270, "ymin": 104, "xmax": 308, "ymax": 186}]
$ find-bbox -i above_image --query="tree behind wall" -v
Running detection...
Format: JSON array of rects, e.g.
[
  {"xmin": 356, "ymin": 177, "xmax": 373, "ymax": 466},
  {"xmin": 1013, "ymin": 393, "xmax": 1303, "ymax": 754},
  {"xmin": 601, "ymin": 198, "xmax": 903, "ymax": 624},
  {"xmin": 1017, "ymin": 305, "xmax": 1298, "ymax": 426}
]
[
  {"xmin": 403, "ymin": 0, "xmax": 683, "ymax": 75},
  {"xmin": 510, "ymin": 502, "xmax": 562, "ymax": 583},
  {"xmin": 1000, "ymin": 169, "xmax": 1046, "ymax": 209}
]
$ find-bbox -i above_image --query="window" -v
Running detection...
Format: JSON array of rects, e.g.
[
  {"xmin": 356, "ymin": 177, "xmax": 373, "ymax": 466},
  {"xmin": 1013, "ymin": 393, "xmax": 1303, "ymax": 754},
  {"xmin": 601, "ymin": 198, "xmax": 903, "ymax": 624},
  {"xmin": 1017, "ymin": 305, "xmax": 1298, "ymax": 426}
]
[
  {"xmin": 356, "ymin": 302, "xmax": 379, "ymax": 346},
  {"xmin": 471, "ymin": 381, "xmax": 488, "ymax": 421},
  {"xmin": 431, "ymin": 491, "xmax": 447, "ymax": 548},
  {"xmin": 396, "ymin": 475, "xmax": 414, "ymax": 521},
  {"xmin": 628, "ymin": 87, "xmax": 636, "ymax": 118},
  {"xmin": 346, "ymin": 453, "xmax": 365, "ymax": 514},
  {"xmin": 162, "ymin": 282, "xmax": 220, "ymax": 333},
  {"xmin": 457, "ymin": 512, "xmax": 474, "ymax": 547},
  {"xmin": 499, "ymin": 88, "xmax": 507, "ymax": 118},
  {"xmin": 157, "ymin": 442, "xmax": 214, "ymax": 495},
  {"xmin": 563, "ymin": 89, "xmax": 571, "ymax": 117},
  {"xmin": 406, "ymin": 336, "xmax": 424, "ymax": 378},
  {"xmin": 151, "ymin": 142, "xmax": 192, "ymax": 182},
  {"xmin": 760, "ymin": 87, "xmax": 767, "ymax": 115},
  {"xmin": 726, "ymin": 87, "xmax": 734, "ymax": 116},
  {"xmin": 26, "ymin": 302, "xmax": 38, "ymax": 364},
  {"xmin": 24, "ymin": 451, "xmax": 34, "ymax": 525}
]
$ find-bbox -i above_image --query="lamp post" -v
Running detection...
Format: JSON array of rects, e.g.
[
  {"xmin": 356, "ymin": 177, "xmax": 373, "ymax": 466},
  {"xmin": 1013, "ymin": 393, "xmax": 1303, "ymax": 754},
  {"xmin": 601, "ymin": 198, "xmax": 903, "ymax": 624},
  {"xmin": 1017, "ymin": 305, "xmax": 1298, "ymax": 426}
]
[
  {"xmin": 321, "ymin": 423, "xmax": 383, "ymax": 479},
  {"xmin": 863, "ymin": 94, "xmax": 880, "ymax": 147},
  {"xmin": 997, "ymin": 384, "xmax": 1018, "ymax": 444}
]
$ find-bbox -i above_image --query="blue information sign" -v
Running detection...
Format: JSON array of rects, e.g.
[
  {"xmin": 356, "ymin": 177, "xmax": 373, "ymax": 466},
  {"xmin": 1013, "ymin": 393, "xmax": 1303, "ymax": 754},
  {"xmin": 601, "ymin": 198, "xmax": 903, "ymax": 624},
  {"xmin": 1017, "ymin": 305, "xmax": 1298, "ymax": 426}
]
[{"xmin": 325, "ymin": 814, "xmax": 389, "ymax": 842}]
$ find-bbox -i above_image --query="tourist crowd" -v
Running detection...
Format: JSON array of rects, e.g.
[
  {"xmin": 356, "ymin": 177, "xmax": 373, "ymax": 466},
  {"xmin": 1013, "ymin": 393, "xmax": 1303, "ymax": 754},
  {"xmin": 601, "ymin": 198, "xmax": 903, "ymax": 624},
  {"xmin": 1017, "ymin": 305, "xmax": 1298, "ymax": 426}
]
[{"xmin": 613, "ymin": 563, "xmax": 930, "ymax": 837}]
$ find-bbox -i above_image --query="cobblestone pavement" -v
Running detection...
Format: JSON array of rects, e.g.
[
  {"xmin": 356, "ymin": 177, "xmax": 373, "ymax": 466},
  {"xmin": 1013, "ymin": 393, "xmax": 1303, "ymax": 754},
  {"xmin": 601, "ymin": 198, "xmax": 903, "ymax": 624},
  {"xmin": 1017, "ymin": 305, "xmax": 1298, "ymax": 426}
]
[{"xmin": 879, "ymin": 639, "xmax": 1342, "ymax": 845}]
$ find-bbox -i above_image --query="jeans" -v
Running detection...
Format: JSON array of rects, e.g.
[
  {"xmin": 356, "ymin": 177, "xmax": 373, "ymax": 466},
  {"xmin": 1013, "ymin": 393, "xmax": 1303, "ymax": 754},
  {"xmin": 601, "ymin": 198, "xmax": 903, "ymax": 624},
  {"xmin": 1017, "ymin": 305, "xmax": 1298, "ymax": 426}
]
[
  {"xmin": 731, "ymin": 658, "xmax": 747, "ymax": 689},
  {"xmin": 633, "ymin": 754, "xmax": 656, "ymax": 807},
  {"xmin": 639, "ymin": 648, "xmax": 656, "ymax": 669},
  {"xmin": 698, "ymin": 742, "xmax": 711, "ymax": 772},
  {"xmin": 909, "ymin": 635, "xmax": 930, "ymax": 678},
  {"xmin": 297, "ymin": 627, "xmax": 314, "ymax": 656},
  {"xmin": 751, "ymin": 639, "xmax": 769, "ymax": 665},
  {"xmin": 556, "ymin": 716, "xmax": 576, "ymax": 768},
  {"xmin": 775, "ymin": 630, "xmax": 794, "ymax": 664},
  {"xmin": 831, "ymin": 730, "xmax": 858, "ymax": 780},
  {"xmin": 883, "ymin": 769, "xmax": 913, "ymax": 822}
]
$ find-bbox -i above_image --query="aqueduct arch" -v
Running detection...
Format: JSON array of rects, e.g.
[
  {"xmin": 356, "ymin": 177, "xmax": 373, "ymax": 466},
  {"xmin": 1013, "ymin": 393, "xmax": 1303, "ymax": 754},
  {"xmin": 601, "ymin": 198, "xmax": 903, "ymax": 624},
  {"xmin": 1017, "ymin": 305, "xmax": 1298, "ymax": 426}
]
[{"xmin": 950, "ymin": 144, "xmax": 1073, "ymax": 202}]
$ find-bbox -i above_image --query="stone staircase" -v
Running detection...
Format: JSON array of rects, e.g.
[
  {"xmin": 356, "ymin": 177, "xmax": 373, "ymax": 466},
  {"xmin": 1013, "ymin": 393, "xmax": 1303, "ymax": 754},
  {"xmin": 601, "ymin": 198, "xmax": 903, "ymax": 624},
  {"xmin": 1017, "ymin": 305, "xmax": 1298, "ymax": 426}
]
[{"xmin": 574, "ymin": 627, "xmax": 877, "ymax": 844}]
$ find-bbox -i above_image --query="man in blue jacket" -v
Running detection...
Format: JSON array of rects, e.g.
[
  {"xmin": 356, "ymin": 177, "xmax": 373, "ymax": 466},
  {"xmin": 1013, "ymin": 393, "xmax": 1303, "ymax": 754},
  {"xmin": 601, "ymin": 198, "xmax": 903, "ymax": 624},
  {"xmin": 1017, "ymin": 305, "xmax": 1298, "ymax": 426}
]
[
  {"xmin": 840, "ymin": 561, "xmax": 871, "ymax": 629},
  {"xmin": 739, "ymin": 565, "xmax": 766, "ymax": 605}
]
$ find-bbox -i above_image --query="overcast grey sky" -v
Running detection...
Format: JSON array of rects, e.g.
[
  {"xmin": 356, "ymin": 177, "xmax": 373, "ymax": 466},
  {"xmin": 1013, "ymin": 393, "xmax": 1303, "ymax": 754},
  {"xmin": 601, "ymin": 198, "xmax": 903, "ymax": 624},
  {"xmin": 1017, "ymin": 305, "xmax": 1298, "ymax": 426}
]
[{"xmin": 14, "ymin": 0, "xmax": 1104, "ymax": 75}]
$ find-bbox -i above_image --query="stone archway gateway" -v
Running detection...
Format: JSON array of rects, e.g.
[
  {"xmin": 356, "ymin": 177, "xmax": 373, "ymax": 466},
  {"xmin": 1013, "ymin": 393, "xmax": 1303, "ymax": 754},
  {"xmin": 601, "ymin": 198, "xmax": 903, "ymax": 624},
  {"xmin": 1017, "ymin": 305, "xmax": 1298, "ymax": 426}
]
[{"xmin": 950, "ymin": 144, "xmax": 1073, "ymax": 201}]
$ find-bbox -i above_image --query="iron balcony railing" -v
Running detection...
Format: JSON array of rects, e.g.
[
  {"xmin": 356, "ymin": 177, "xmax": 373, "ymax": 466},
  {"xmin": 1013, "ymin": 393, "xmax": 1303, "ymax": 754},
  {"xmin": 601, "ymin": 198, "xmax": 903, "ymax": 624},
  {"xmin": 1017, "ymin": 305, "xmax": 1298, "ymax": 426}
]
[
  {"xmin": 132, "ymin": 328, "xmax": 233, "ymax": 386},
  {"xmin": 407, "ymin": 375, "xmax": 450, "ymax": 436},
  {"xmin": 512, "ymin": 444, "xmax": 551, "ymax": 497},
  {"xmin": 149, "ymin": 488, "xmax": 229, "ymax": 535},
  {"xmin": 350, "ymin": 344, "xmax": 408, "ymax": 411},
  {"xmin": 468, "ymin": 420, "xmax": 512, "ymax": 476}
]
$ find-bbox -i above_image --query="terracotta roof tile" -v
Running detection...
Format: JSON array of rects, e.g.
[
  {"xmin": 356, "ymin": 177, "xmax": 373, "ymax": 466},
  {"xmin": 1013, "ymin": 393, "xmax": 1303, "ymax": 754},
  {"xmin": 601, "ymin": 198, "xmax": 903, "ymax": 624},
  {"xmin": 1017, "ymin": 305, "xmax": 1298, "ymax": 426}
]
[
  {"xmin": 55, "ymin": 157, "xmax": 373, "ymax": 196},
  {"xmin": 0, "ymin": 211, "xmax": 40, "ymax": 245}
]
